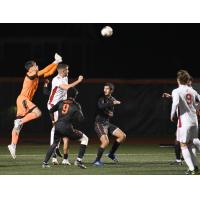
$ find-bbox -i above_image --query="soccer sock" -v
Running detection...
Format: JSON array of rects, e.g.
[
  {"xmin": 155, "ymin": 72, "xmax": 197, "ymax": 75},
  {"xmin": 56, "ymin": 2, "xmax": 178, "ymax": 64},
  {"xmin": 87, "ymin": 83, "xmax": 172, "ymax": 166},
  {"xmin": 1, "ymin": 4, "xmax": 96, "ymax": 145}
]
[
  {"xmin": 96, "ymin": 147, "xmax": 105, "ymax": 161},
  {"xmin": 11, "ymin": 129, "xmax": 19, "ymax": 145},
  {"xmin": 181, "ymin": 146, "xmax": 195, "ymax": 171},
  {"xmin": 188, "ymin": 145, "xmax": 198, "ymax": 167},
  {"xmin": 109, "ymin": 141, "xmax": 121, "ymax": 155},
  {"xmin": 174, "ymin": 142, "xmax": 181, "ymax": 160},
  {"xmin": 64, "ymin": 154, "xmax": 68, "ymax": 159},
  {"xmin": 21, "ymin": 112, "xmax": 38, "ymax": 124},
  {"xmin": 77, "ymin": 144, "xmax": 86, "ymax": 160},
  {"xmin": 193, "ymin": 138, "xmax": 200, "ymax": 151},
  {"xmin": 50, "ymin": 126, "xmax": 55, "ymax": 145}
]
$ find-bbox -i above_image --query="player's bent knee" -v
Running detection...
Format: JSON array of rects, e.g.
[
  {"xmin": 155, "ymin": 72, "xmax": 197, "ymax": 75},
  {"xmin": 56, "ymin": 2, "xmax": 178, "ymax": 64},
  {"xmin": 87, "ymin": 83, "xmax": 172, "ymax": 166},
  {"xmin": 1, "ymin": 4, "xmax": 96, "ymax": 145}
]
[
  {"xmin": 33, "ymin": 107, "xmax": 42, "ymax": 118},
  {"xmin": 80, "ymin": 134, "xmax": 89, "ymax": 146}
]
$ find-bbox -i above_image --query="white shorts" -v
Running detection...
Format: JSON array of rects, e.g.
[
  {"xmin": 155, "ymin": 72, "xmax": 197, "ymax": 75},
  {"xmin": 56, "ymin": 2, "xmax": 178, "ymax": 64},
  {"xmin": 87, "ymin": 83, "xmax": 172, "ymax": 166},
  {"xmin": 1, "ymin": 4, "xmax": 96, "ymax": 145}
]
[{"xmin": 176, "ymin": 125, "xmax": 198, "ymax": 143}]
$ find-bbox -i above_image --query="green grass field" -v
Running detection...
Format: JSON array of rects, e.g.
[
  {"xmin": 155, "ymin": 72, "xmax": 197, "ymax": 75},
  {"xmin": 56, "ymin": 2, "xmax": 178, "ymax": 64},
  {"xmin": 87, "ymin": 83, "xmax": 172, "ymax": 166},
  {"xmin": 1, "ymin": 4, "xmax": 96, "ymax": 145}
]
[{"xmin": 0, "ymin": 143, "xmax": 199, "ymax": 175}]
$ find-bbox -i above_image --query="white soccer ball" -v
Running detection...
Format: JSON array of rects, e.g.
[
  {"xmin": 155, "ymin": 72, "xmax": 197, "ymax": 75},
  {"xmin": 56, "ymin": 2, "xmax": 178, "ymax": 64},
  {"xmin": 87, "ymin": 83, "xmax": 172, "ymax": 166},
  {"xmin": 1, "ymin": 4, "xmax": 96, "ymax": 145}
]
[{"xmin": 101, "ymin": 26, "xmax": 113, "ymax": 37}]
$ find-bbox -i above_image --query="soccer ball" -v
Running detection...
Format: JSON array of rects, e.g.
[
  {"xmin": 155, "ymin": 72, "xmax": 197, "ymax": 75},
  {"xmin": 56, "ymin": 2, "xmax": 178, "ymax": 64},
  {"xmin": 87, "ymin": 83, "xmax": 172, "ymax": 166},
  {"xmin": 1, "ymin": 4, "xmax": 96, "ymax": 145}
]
[{"xmin": 101, "ymin": 26, "xmax": 113, "ymax": 37}]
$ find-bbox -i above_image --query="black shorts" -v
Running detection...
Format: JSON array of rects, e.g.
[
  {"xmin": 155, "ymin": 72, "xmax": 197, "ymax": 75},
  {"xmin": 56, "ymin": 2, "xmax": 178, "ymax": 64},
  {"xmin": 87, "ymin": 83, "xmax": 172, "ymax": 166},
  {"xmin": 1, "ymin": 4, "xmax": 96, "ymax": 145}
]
[
  {"xmin": 94, "ymin": 120, "xmax": 118, "ymax": 138},
  {"xmin": 54, "ymin": 121, "xmax": 83, "ymax": 143}
]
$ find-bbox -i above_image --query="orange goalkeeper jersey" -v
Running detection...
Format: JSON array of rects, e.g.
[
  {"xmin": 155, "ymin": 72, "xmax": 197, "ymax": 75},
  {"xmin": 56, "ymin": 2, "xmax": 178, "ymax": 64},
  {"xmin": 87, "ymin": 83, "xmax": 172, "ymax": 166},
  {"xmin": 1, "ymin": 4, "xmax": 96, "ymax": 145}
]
[{"xmin": 19, "ymin": 63, "xmax": 58, "ymax": 101}]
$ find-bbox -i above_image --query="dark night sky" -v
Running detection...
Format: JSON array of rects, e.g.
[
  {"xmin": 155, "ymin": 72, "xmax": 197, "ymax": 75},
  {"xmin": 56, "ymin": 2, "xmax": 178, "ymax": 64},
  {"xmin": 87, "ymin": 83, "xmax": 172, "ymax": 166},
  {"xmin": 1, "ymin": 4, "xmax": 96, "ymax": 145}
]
[{"xmin": 0, "ymin": 23, "xmax": 200, "ymax": 79}]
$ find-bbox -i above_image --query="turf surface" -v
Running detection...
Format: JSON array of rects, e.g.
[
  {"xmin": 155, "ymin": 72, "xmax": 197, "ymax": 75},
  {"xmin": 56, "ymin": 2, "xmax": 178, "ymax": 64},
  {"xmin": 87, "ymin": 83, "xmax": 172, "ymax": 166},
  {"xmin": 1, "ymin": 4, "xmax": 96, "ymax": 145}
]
[{"xmin": 0, "ymin": 143, "xmax": 199, "ymax": 175}]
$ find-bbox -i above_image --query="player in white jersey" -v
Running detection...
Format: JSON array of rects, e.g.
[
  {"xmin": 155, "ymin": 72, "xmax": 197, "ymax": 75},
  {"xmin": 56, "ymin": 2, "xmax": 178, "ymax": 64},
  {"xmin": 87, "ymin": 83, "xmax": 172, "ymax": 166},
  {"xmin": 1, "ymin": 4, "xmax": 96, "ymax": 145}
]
[
  {"xmin": 47, "ymin": 63, "xmax": 83, "ymax": 165},
  {"xmin": 162, "ymin": 76, "xmax": 200, "ymax": 165},
  {"xmin": 171, "ymin": 70, "xmax": 199, "ymax": 175}
]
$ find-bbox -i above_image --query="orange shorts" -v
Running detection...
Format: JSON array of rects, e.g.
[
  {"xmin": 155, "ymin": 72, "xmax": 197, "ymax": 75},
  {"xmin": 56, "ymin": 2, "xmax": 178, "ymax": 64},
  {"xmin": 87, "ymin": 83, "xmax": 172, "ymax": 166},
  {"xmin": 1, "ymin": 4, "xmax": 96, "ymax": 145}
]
[{"xmin": 16, "ymin": 95, "xmax": 37, "ymax": 117}]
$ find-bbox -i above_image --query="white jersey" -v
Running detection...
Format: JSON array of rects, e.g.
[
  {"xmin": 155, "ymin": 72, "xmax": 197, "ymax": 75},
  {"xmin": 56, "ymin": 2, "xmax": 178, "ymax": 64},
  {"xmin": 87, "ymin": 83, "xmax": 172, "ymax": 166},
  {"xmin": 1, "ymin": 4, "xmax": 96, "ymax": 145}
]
[
  {"xmin": 47, "ymin": 74, "xmax": 68, "ymax": 109},
  {"xmin": 171, "ymin": 84, "xmax": 199, "ymax": 127}
]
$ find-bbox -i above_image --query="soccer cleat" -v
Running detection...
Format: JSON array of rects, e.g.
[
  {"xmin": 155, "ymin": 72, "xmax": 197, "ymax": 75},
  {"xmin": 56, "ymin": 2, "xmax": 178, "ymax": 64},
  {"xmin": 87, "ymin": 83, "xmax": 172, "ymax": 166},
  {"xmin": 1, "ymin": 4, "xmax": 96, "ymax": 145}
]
[
  {"xmin": 170, "ymin": 161, "xmax": 183, "ymax": 166},
  {"xmin": 107, "ymin": 153, "xmax": 119, "ymax": 162},
  {"xmin": 52, "ymin": 157, "xmax": 59, "ymax": 165},
  {"xmin": 93, "ymin": 160, "xmax": 104, "ymax": 167},
  {"xmin": 185, "ymin": 169, "xmax": 198, "ymax": 175},
  {"xmin": 8, "ymin": 144, "xmax": 16, "ymax": 159},
  {"xmin": 62, "ymin": 159, "xmax": 71, "ymax": 165},
  {"xmin": 14, "ymin": 119, "xmax": 23, "ymax": 131},
  {"xmin": 42, "ymin": 162, "xmax": 50, "ymax": 168},
  {"xmin": 74, "ymin": 160, "xmax": 87, "ymax": 169},
  {"xmin": 55, "ymin": 148, "xmax": 62, "ymax": 158}
]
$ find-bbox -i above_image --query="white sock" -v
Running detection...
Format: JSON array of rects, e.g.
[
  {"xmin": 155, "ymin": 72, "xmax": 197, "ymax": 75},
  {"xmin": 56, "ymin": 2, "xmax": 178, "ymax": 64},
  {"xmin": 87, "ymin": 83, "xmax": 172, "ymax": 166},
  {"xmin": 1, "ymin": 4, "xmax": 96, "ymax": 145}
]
[
  {"xmin": 50, "ymin": 126, "xmax": 55, "ymax": 145},
  {"xmin": 181, "ymin": 146, "xmax": 195, "ymax": 171},
  {"xmin": 188, "ymin": 145, "xmax": 198, "ymax": 167},
  {"xmin": 77, "ymin": 157, "xmax": 82, "ymax": 161},
  {"xmin": 193, "ymin": 138, "xmax": 200, "ymax": 151}
]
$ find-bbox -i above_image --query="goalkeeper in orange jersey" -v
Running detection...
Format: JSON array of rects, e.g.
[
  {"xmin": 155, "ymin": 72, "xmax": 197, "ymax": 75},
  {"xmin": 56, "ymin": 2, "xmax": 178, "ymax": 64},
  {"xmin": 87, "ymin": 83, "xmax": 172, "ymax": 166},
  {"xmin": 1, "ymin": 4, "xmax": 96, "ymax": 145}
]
[{"xmin": 8, "ymin": 53, "xmax": 62, "ymax": 159}]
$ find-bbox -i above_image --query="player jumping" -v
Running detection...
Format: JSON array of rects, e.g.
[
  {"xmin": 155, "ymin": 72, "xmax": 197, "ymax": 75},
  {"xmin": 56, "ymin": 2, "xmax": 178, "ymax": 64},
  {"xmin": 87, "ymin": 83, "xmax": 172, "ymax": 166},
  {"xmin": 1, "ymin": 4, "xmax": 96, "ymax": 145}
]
[{"xmin": 8, "ymin": 53, "xmax": 62, "ymax": 159}]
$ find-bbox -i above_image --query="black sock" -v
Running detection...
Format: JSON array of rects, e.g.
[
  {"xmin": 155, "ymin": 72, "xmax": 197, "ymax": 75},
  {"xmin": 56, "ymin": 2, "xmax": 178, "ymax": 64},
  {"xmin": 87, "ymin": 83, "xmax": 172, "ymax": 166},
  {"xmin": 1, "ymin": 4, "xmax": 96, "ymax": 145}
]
[
  {"xmin": 175, "ymin": 142, "xmax": 181, "ymax": 160},
  {"xmin": 77, "ymin": 144, "xmax": 87, "ymax": 159},
  {"xmin": 96, "ymin": 147, "xmax": 105, "ymax": 161},
  {"xmin": 64, "ymin": 154, "xmax": 68, "ymax": 159},
  {"xmin": 109, "ymin": 141, "xmax": 121, "ymax": 155}
]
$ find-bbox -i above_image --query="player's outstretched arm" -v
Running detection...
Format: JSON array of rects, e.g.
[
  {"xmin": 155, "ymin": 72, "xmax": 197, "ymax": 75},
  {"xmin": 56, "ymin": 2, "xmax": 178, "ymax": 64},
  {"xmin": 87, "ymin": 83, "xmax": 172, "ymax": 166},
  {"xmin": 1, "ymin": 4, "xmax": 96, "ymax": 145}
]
[
  {"xmin": 59, "ymin": 76, "xmax": 83, "ymax": 90},
  {"xmin": 38, "ymin": 53, "xmax": 62, "ymax": 77}
]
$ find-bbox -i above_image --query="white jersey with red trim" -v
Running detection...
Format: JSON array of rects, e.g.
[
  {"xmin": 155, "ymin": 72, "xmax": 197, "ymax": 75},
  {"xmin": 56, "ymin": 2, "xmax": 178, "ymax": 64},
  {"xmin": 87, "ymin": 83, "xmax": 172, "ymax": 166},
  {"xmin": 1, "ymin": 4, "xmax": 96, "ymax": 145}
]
[
  {"xmin": 171, "ymin": 84, "xmax": 199, "ymax": 127},
  {"xmin": 47, "ymin": 74, "xmax": 68, "ymax": 109}
]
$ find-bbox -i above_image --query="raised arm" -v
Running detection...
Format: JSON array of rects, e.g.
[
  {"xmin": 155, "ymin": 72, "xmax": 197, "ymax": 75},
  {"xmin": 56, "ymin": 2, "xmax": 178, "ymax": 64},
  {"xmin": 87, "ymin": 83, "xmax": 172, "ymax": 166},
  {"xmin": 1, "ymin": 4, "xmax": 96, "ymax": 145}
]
[{"xmin": 38, "ymin": 53, "xmax": 62, "ymax": 77}]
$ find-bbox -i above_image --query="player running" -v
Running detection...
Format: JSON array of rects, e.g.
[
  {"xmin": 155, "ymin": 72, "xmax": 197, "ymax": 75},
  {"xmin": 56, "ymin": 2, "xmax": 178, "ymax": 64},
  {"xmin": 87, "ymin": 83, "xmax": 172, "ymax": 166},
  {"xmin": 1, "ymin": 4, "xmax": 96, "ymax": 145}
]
[
  {"xmin": 93, "ymin": 83, "xmax": 126, "ymax": 166},
  {"xmin": 42, "ymin": 87, "xmax": 88, "ymax": 169},
  {"xmin": 8, "ymin": 53, "xmax": 62, "ymax": 159}
]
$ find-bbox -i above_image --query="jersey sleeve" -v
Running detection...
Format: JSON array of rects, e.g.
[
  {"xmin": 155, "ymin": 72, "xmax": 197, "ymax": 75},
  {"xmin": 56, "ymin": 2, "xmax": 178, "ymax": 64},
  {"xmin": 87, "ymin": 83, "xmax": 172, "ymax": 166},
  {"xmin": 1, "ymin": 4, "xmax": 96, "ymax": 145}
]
[
  {"xmin": 38, "ymin": 63, "xmax": 58, "ymax": 77},
  {"xmin": 171, "ymin": 89, "xmax": 179, "ymax": 120}
]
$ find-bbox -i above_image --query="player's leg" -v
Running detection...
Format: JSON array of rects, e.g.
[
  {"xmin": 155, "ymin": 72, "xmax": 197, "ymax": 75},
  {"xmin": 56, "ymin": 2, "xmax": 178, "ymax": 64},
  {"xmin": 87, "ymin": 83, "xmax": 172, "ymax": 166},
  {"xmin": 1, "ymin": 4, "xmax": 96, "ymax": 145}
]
[
  {"xmin": 8, "ymin": 96, "xmax": 26, "ymax": 159},
  {"xmin": 42, "ymin": 132, "xmax": 61, "ymax": 168},
  {"xmin": 50, "ymin": 111, "xmax": 61, "ymax": 165},
  {"xmin": 74, "ymin": 131, "xmax": 89, "ymax": 169},
  {"xmin": 93, "ymin": 122, "xmax": 109, "ymax": 166},
  {"xmin": 62, "ymin": 137, "xmax": 71, "ymax": 165},
  {"xmin": 64, "ymin": 128, "xmax": 88, "ymax": 169},
  {"xmin": 179, "ymin": 126, "xmax": 195, "ymax": 174},
  {"xmin": 192, "ymin": 124, "xmax": 200, "ymax": 152},
  {"xmin": 193, "ymin": 138, "xmax": 200, "ymax": 151},
  {"xmin": 107, "ymin": 124, "xmax": 126, "ymax": 162},
  {"xmin": 189, "ymin": 126, "xmax": 199, "ymax": 173},
  {"xmin": 20, "ymin": 106, "xmax": 41, "ymax": 124},
  {"xmin": 170, "ymin": 138, "xmax": 183, "ymax": 165}
]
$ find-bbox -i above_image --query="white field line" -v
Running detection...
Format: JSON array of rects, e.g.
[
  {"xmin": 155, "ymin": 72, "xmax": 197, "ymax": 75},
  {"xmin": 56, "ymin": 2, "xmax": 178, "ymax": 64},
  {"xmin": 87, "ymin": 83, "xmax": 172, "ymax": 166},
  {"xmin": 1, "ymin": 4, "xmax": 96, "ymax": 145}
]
[{"xmin": 0, "ymin": 153, "xmax": 189, "ymax": 157}]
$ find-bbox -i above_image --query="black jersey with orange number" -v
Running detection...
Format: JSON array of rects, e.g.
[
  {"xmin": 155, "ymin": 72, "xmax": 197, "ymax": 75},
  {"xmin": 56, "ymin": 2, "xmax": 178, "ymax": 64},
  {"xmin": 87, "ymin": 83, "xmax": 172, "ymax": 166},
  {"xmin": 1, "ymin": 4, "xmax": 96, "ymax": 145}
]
[{"xmin": 49, "ymin": 99, "xmax": 84, "ymax": 125}]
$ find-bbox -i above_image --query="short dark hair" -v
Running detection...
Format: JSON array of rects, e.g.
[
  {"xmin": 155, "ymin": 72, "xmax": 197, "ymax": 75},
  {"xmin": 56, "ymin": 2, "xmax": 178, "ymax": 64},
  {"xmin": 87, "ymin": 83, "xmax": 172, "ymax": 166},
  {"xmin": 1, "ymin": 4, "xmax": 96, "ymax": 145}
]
[
  {"xmin": 25, "ymin": 60, "xmax": 36, "ymax": 70},
  {"xmin": 104, "ymin": 82, "xmax": 115, "ymax": 93},
  {"xmin": 68, "ymin": 87, "xmax": 79, "ymax": 99},
  {"xmin": 57, "ymin": 63, "xmax": 69, "ymax": 70}
]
